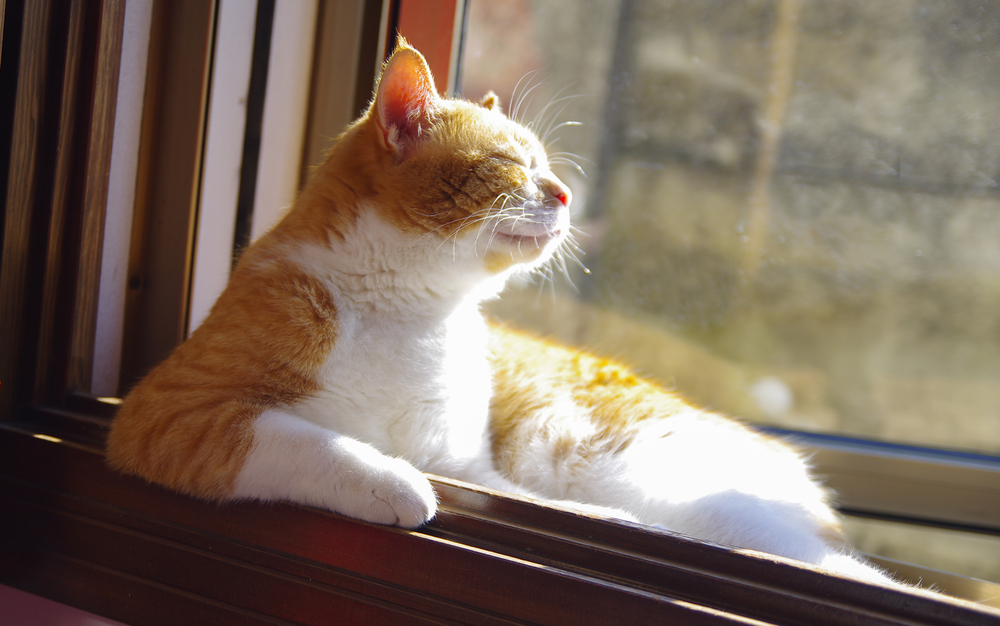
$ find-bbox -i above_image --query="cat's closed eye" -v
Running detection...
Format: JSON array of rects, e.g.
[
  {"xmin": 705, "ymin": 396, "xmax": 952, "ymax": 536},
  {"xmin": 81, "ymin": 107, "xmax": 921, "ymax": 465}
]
[
  {"xmin": 490, "ymin": 152, "xmax": 528, "ymax": 168},
  {"xmin": 490, "ymin": 151, "xmax": 540, "ymax": 172}
]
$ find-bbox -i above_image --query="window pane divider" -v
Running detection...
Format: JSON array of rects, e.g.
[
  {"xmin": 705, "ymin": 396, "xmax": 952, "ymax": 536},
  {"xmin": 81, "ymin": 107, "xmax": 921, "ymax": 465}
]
[{"xmin": 765, "ymin": 428, "xmax": 1000, "ymax": 534}]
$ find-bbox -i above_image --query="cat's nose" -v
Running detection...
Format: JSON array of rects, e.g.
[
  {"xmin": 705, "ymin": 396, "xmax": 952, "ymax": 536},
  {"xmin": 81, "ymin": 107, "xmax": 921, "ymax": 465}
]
[{"xmin": 540, "ymin": 176, "xmax": 571, "ymax": 207}]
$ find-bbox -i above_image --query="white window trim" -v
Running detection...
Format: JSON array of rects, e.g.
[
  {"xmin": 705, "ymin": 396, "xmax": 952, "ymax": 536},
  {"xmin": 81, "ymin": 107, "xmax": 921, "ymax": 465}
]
[
  {"xmin": 247, "ymin": 0, "xmax": 319, "ymax": 244},
  {"xmin": 187, "ymin": 0, "xmax": 258, "ymax": 335},
  {"xmin": 91, "ymin": 0, "xmax": 154, "ymax": 397},
  {"xmin": 187, "ymin": 0, "xmax": 319, "ymax": 335}
]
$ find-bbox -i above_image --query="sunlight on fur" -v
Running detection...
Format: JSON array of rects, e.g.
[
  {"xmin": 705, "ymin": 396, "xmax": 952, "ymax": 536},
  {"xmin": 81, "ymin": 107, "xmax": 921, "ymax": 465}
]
[{"xmin": 108, "ymin": 38, "xmax": 908, "ymax": 588}]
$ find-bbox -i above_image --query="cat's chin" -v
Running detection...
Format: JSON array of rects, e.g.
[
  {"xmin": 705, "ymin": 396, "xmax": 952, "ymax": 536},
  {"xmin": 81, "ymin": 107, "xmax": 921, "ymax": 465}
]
[
  {"xmin": 482, "ymin": 231, "xmax": 564, "ymax": 273},
  {"xmin": 490, "ymin": 227, "xmax": 567, "ymax": 267},
  {"xmin": 492, "ymin": 230, "xmax": 562, "ymax": 248},
  {"xmin": 489, "ymin": 216, "xmax": 566, "ymax": 252}
]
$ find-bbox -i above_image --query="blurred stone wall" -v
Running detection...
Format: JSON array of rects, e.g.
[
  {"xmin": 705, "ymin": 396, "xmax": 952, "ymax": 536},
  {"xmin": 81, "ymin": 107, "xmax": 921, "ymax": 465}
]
[{"xmin": 486, "ymin": 0, "xmax": 1000, "ymax": 453}]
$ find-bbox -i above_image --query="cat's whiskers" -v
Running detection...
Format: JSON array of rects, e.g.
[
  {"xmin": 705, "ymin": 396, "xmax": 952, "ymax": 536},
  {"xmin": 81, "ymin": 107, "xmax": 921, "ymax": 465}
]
[
  {"xmin": 511, "ymin": 88, "xmax": 591, "ymax": 284},
  {"xmin": 512, "ymin": 81, "xmax": 547, "ymax": 126},
  {"xmin": 548, "ymin": 151, "xmax": 591, "ymax": 178},
  {"xmin": 463, "ymin": 213, "xmax": 499, "ymax": 259},
  {"xmin": 411, "ymin": 180, "xmax": 567, "ymax": 264},
  {"xmin": 414, "ymin": 211, "xmax": 489, "ymax": 254},
  {"xmin": 552, "ymin": 249, "xmax": 579, "ymax": 293},
  {"xmin": 528, "ymin": 253, "xmax": 561, "ymax": 303},
  {"xmin": 532, "ymin": 91, "xmax": 586, "ymax": 145},
  {"xmin": 548, "ymin": 159, "xmax": 588, "ymax": 178},
  {"xmin": 444, "ymin": 212, "xmax": 493, "ymax": 260},
  {"xmin": 484, "ymin": 212, "xmax": 520, "ymax": 252},
  {"xmin": 561, "ymin": 234, "xmax": 590, "ymax": 276},
  {"xmin": 433, "ymin": 209, "xmax": 498, "ymax": 261},
  {"xmin": 541, "ymin": 121, "xmax": 583, "ymax": 145},
  {"xmin": 413, "ymin": 191, "xmax": 519, "ymax": 260},
  {"xmin": 515, "ymin": 225, "xmax": 589, "ymax": 301},
  {"xmin": 548, "ymin": 151, "xmax": 591, "ymax": 163},
  {"xmin": 473, "ymin": 193, "xmax": 518, "ymax": 257},
  {"xmin": 525, "ymin": 85, "xmax": 571, "ymax": 132},
  {"xmin": 509, "ymin": 69, "xmax": 544, "ymax": 123},
  {"xmin": 487, "ymin": 205, "xmax": 537, "ymax": 250}
]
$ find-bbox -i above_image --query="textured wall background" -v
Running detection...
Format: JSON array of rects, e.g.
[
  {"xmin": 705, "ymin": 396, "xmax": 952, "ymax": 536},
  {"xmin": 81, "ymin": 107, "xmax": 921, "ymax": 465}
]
[{"xmin": 466, "ymin": 0, "xmax": 1000, "ymax": 453}]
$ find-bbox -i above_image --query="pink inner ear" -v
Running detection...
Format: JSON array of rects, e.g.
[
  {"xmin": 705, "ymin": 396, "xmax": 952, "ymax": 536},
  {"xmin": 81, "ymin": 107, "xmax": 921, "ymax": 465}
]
[{"xmin": 376, "ymin": 49, "xmax": 438, "ymax": 152}]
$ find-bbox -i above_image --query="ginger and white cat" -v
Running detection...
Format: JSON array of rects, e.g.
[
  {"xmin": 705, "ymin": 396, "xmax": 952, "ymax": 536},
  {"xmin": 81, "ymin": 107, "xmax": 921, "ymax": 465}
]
[{"xmin": 108, "ymin": 40, "xmax": 891, "ymax": 584}]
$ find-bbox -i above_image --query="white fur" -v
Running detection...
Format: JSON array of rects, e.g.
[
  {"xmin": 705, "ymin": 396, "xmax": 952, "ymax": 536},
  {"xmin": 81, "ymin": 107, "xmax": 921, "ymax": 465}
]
[
  {"xmin": 232, "ymin": 409, "xmax": 436, "ymax": 527},
  {"xmin": 235, "ymin": 208, "xmax": 544, "ymax": 527},
  {"xmin": 233, "ymin": 195, "xmax": 894, "ymax": 583}
]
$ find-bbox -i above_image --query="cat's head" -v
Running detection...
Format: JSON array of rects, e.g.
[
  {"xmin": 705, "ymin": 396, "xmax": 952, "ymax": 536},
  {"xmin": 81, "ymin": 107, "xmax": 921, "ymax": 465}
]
[{"xmin": 337, "ymin": 39, "xmax": 573, "ymax": 276}]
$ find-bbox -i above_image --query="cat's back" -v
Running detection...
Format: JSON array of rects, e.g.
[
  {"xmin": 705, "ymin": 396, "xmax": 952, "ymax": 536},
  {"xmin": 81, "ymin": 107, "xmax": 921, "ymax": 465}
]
[
  {"xmin": 106, "ymin": 233, "xmax": 341, "ymax": 497},
  {"xmin": 486, "ymin": 326, "xmax": 834, "ymax": 522}
]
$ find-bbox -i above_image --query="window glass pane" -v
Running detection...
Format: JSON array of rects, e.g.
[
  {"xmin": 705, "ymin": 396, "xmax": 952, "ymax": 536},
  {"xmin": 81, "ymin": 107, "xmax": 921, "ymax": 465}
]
[
  {"xmin": 845, "ymin": 516, "xmax": 1000, "ymax": 587},
  {"xmin": 460, "ymin": 0, "xmax": 1000, "ymax": 456}
]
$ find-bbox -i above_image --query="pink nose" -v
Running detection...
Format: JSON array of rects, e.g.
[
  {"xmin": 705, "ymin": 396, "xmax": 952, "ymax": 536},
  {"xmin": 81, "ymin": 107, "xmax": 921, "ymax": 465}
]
[{"xmin": 543, "ymin": 178, "xmax": 571, "ymax": 207}]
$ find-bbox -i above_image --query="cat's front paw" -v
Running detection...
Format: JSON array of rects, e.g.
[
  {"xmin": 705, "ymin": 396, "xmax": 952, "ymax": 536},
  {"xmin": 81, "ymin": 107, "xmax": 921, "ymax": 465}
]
[
  {"xmin": 232, "ymin": 415, "xmax": 439, "ymax": 528},
  {"xmin": 338, "ymin": 452, "xmax": 438, "ymax": 529}
]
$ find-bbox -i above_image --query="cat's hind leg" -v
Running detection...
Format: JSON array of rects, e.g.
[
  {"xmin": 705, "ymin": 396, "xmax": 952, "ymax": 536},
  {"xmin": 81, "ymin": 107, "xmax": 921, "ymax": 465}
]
[
  {"xmin": 234, "ymin": 410, "xmax": 438, "ymax": 528},
  {"xmin": 597, "ymin": 420, "xmax": 896, "ymax": 582},
  {"xmin": 500, "ymin": 410, "xmax": 895, "ymax": 582}
]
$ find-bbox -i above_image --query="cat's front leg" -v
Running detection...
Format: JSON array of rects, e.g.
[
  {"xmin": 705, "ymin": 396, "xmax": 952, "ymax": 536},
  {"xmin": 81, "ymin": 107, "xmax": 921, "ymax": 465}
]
[{"xmin": 233, "ymin": 410, "xmax": 437, "ymax": 528}]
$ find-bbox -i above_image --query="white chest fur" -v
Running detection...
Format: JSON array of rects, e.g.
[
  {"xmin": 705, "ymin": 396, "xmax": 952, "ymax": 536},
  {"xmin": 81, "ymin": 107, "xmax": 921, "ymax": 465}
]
[
  {"xmin": 294, "ymin": 299, "xmax": 493, "ymax": 473},
  {"xmin": 286, "ymin": 211, "xmax": 505, "ymax": 475}
]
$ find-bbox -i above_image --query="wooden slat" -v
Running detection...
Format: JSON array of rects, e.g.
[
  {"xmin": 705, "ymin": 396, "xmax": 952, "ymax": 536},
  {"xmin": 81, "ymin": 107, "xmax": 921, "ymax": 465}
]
[
  {"xmin": 0, "ymin": 0, "xmax": 127, "ymax": 409},
  {"xmin": 0, "ymin": 0, "xmax": 6, "ymax": 74},
  {"xmin": 0, "ymin": 544, "xmax": 298, "ymax": 626},
  {"xmin": 32, "ymin": 0, "xmax": 88, "ymax": 403},
  {"xmin": 1, "ymin": 479, "xmax": 519, "ymax": 626},
  {"xmin": 69, "ymin": 0, "xmax": 127, "ymax": 392},
  {"xmin": 119, "ymin": 0, "xmax": 216, "ymax": 390},
  {"xmin": 0, "ymin": 0, "xmax": 52, "ymax": 416},
  {"xmin": 350, "ymin": 0, "xmax": 387, "ymax": 121},
  {"xmin": 0, "ymin": 493, "xmax": 453, "ymax": 625},
  {"xmin": 301, "ymin": 0, "xmax": 365, "ymax": 185}
]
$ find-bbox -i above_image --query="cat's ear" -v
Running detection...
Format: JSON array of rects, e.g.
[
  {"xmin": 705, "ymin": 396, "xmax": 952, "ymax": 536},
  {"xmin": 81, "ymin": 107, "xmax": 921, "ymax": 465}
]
[
  {"xmin": 479, "ymin": 91, "xmax": 501, "ymax": 112},
  {"xmin": 373, "ymin": 39, "xmax": 439, "ymax": 156}
]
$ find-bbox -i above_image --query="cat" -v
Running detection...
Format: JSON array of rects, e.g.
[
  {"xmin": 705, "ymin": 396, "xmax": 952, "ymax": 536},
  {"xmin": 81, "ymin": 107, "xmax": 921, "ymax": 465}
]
[{"xmin": 107, "ymin": 38, "xmax": 893, "ymax": 585}]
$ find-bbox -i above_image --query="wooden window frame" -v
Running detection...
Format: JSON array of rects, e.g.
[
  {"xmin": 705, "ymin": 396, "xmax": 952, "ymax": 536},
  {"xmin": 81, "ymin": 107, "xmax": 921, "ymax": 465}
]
[
  {"xmin": 4, "ymin": 405, "xmax": 997, "ymax": 626},
  {"xmin": 1, "ymin": 0, "xmax": 999, "ymax": 623}
]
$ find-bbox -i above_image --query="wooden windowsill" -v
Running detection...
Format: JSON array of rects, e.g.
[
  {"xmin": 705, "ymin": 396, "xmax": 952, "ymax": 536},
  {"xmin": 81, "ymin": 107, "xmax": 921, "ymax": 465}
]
[{"xmin": 2, "ymin": 405, "xmax": 998, "ymax": 626}]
